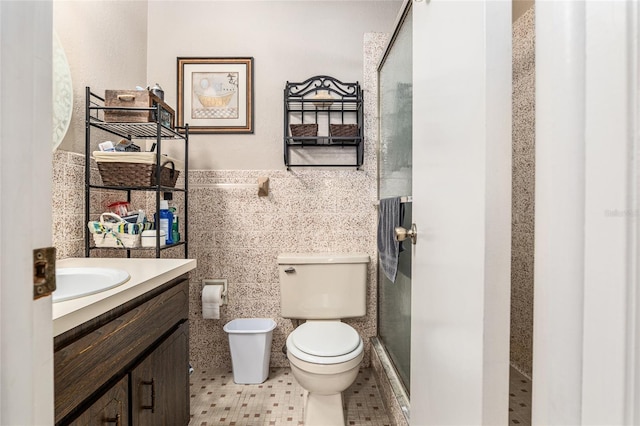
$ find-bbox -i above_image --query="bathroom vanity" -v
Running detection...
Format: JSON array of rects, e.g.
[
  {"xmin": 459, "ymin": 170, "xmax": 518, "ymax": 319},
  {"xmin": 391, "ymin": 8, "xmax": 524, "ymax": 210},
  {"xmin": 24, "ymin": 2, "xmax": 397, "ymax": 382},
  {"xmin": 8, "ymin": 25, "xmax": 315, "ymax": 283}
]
[{"xmin": 52, "ymin": 258, "xmax": 196, "ymax": 425}]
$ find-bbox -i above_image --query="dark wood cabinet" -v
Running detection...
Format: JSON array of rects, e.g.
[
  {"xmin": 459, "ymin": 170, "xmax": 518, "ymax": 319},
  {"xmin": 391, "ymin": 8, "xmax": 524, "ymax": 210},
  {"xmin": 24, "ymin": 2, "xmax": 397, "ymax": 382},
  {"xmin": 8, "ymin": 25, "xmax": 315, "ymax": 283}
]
[
  {"xmin": 54, "ymin": 276, "xmax": 189, "ymax": 426},
  {"xmin": 131, "ymin": 322, "xmax": 189, "ymax": 426},
  {"xmin": 68, "ymin": 376, "xmax": 128, "ymax": 426}
]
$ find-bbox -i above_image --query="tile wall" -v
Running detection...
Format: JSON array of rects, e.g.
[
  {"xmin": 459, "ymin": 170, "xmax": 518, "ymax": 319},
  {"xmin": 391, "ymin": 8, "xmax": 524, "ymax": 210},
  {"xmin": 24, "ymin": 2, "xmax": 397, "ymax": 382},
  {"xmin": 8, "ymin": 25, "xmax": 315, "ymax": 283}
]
[
  {"xmin": 187, "ymin": 168, "xmax": 377, "ymax": 369},
  {"xmin": 51, "ymin": 33, "xmax": 388, "ymax": 372},
  {"xmin": 511, "ymin": 6, "xmax": 535, "ymax": 378},
  {"xmin": 52, "ymin": 150, "xmax": 86, "ymax": 260}
]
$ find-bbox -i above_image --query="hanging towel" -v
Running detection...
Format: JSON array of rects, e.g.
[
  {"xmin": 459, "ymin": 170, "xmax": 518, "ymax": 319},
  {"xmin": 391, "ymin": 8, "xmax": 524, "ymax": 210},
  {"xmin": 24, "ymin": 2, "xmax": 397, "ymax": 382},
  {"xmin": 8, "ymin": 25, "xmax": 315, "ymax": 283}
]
[{"xmin": 378, "ymin": 197, "xmax": 404, "ymax": 283}]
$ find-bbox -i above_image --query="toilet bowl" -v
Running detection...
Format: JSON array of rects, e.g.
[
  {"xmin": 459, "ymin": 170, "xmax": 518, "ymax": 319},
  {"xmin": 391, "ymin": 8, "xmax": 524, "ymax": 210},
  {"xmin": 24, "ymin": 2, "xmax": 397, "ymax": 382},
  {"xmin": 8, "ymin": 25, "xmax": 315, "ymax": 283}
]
[
  {"xmin": 286, "ymin": 321, "xmax": 364, "ymax": 426},
  {"xmin": 278, "ymin": 253, "xmax": 370, "ymax": 426}
]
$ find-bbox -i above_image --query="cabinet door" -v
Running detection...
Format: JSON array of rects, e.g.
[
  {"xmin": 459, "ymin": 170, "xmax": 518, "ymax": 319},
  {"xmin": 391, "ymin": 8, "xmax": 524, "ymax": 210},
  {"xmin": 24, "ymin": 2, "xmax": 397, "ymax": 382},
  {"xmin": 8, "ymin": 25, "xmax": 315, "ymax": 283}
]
[
  {"xmin": 131, "ymin": 322, "xmax": 189, "ymax": 426},
  {"xmin": 68, "ymin": 376, "xmax": 128, "ymax": 426}
]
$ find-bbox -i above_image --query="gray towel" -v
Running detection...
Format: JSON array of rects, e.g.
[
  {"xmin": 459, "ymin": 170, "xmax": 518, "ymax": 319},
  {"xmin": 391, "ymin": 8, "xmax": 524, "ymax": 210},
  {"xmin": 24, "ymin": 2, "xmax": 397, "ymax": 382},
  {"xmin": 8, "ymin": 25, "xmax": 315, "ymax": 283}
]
[{"xmin": 378, "ymin": 197, "xmax": 404, "ymax": 283}]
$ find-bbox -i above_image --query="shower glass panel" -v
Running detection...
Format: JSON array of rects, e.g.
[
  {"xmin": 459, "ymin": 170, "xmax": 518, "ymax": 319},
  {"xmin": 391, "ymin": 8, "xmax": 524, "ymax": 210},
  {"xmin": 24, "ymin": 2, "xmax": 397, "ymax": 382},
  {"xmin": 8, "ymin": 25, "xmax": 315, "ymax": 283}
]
[{"xmin": 377, "ymin": 5, "xmax": 412, "ymax": 394}]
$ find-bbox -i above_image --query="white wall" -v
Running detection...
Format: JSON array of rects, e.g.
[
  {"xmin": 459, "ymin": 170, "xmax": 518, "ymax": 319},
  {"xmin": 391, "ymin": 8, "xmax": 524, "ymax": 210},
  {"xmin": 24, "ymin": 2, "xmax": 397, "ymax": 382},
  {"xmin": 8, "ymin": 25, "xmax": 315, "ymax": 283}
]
[
  {"xmin": 147, "ymin": 1, "xmax": 401, "ymax": 170},
  {"xmin": 54, "ymin": 0, "xmax": 149, "ymax": 153}
]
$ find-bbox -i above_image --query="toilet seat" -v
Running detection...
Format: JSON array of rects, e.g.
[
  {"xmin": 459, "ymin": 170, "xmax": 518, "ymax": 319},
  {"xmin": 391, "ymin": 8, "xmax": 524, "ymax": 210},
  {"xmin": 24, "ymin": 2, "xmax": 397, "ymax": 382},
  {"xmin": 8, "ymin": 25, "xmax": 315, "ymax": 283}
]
[{"xmin": 287, "ymin": 322, "xmax": 363, "ymax": 365}]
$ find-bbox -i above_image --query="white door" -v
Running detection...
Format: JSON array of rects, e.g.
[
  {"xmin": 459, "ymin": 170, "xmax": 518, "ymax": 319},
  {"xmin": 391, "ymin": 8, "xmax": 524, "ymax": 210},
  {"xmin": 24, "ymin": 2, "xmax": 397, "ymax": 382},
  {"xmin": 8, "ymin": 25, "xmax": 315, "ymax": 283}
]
[
  {"xmin": 0, "ymin": 1, "xmax": 55, "ymax": 424},
  {"xmin": 410, "ymin": 1, "xmax": 513, "ymax": 424}
]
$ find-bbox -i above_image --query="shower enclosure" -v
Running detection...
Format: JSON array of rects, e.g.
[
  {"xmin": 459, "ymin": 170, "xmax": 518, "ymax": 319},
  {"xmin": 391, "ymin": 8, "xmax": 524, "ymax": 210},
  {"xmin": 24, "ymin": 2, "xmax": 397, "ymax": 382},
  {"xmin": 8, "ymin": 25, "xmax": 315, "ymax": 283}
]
[{"xmin": 377, "ymin": 4, "xmax": 412, "ymax": 394}]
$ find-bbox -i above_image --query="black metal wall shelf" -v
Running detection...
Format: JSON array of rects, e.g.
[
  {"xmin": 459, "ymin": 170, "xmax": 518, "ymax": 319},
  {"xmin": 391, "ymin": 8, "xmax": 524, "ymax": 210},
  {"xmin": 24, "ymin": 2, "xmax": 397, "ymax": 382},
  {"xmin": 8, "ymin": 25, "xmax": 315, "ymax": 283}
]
[
  {"xmin": 284, "ymin": 75, "xmax": 363, "ymax": 170},
  {"xmin": 84, "ymin": 87, "xmax": 189, "ymax": 259}
]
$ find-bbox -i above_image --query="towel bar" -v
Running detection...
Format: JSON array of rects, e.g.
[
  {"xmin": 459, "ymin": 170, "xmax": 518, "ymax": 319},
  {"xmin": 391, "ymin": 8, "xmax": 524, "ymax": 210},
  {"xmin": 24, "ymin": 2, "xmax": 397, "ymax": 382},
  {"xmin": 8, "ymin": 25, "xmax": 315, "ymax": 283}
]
[
  {"xmin": 374, "ymin": 195, "xmax": 412, "ymax": 206},
  {"xmin": 190, "ymin": 177, "xmax": 269, "ymax": 197}
]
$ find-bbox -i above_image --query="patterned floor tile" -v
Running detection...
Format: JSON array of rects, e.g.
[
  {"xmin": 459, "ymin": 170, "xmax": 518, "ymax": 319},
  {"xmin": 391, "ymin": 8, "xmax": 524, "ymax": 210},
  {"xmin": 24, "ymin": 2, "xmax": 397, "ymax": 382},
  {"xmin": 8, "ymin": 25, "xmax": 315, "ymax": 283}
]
[
  {"xmin": 509, "ymin": 367, "xmax": 532, "ymax": 425},
  {"xmin": 189, "ymin": 367, "xmax": 391, "ymax": 426}
]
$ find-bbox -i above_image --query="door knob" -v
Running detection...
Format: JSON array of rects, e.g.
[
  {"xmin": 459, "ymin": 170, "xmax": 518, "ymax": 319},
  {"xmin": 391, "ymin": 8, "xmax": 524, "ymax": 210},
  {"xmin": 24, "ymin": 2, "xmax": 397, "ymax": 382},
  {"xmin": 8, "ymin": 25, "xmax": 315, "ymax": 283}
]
[{"xmin": 394, "ymin": 224, "xmax": 417, "ymax": 245}]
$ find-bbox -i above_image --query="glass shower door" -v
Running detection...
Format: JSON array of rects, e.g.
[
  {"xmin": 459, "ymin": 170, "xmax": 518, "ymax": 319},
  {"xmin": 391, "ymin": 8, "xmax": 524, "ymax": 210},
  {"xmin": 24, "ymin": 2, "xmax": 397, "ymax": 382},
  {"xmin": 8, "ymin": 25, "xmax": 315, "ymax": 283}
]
[{"xmin": 378, "ymin": 4, "xmax": 412, "ymax": 394}]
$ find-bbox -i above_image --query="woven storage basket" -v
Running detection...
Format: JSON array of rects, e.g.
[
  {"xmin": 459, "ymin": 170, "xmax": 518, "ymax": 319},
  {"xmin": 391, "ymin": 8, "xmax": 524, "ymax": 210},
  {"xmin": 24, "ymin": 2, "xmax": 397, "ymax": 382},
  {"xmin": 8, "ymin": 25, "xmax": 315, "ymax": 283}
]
[
  {"xmin": 329, "ymin": 124, "xmax": 358, "ymax": 143},
  {"xmin": 97, "ymin": 161, "xmax": 179, "ymax": 187},
  {"xmin": 290, "ymin": 123, "xmax": 318, "ymax": 143},
  {"xmin": 88, "ymin": 213, "xmax": 149, "ymax": 248}
]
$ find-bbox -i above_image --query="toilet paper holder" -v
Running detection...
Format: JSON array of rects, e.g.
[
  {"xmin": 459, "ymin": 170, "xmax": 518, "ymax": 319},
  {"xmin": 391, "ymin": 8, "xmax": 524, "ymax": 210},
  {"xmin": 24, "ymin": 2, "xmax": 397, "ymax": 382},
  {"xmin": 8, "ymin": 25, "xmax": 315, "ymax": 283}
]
[{"xmin": 202, "ymin": 279, "xmax": 228, "ymax": 305}]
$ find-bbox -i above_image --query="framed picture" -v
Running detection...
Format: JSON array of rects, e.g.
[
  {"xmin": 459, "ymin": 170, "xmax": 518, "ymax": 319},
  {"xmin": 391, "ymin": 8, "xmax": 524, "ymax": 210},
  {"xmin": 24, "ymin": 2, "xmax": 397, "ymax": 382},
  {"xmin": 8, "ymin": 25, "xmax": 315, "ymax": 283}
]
[{"xmin": 177, "ymin": 57, "xmax": 254, "ymax": 134}]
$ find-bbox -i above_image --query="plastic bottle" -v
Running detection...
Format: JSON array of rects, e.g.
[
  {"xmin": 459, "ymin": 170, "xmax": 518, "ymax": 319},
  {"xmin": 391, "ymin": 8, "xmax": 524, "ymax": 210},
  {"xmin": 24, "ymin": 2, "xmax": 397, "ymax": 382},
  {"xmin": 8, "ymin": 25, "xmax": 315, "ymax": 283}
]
[
  {"xmin": 158, "ymin": 200, "xmax": 174, "ymax": 245},
  {"xmin": 169, "ymin": 206, "xmax": 180, "ymax": 242}
]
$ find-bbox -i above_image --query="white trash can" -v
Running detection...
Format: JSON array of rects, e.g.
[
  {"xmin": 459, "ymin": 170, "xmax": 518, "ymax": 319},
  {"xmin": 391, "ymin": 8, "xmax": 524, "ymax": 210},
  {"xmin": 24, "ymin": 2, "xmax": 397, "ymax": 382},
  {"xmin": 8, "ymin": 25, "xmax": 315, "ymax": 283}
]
[{"xmin": 223, "ymin": 318, "xmax": 277, "ymax": 384}]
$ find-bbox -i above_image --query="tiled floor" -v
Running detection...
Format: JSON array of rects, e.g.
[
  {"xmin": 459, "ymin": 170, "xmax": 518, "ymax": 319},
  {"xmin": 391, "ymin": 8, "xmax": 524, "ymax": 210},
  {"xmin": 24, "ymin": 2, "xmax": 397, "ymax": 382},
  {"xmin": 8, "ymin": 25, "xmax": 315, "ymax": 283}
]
[
  {"xmin": 190, "ymin": 366, "xmax": 531, "ymax": 425},
  {"xmin": 509, "ymin": 367, "xmax": 532, "ymax": 425},
  {"xmin": 189, "ymin": 367, "xmax": 392, "ymax": 426}
]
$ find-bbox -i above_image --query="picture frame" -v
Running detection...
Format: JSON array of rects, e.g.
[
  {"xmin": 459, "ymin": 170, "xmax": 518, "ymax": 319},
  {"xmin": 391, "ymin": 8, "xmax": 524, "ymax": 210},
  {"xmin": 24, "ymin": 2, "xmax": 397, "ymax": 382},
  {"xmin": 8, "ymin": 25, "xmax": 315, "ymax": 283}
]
[{"xmin": 177, "ymin": 57, "xmax": 254, "ymax": 134}]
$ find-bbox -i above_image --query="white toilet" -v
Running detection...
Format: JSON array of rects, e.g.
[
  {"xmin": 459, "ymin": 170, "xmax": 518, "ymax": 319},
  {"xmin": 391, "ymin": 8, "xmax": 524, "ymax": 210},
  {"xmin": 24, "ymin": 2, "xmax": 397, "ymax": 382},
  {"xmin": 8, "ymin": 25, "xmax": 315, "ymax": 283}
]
[{"xmin": 278, "ymin": 252, "xmax": 370, "ymax": 426}]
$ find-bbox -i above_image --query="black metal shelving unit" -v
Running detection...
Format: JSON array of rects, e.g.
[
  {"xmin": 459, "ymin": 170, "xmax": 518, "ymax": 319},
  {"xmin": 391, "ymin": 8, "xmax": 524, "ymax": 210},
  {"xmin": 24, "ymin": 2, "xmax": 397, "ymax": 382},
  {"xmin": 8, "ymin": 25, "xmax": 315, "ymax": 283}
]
[
  {"xmin": 283, "ymin": 75, "xmax": 363, "ymax": 170},
  {"xmin": 84, "ymin": 87, "xmax": 189, "ymax": 258}
]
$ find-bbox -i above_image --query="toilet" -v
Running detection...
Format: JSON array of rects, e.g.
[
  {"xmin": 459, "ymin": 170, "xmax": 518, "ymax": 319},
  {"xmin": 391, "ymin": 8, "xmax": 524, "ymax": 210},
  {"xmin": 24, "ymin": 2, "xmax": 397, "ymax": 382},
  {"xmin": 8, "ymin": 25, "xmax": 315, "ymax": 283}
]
[{"xmin": 278, "ymin": 253, "xmax": 370, "ymax": 426}]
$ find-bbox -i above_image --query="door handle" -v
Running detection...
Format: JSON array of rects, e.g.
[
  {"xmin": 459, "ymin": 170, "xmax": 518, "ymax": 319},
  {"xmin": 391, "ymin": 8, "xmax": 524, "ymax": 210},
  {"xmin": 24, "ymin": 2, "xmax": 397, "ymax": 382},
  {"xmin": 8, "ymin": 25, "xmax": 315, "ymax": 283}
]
[
  {"xmin": 395, "ymin": 224, "xmax": 417, "ymax": 245},
  {"xmin": 104, "ymin": 413, "xmax": 121, "ymax": 426},
  {"xmin": 141, "ymin": 379, "xmax": 155, "ymax": 413},
  {"xmin": 284, "ymin": 267, "xmax": 296, "ymax": 274}
]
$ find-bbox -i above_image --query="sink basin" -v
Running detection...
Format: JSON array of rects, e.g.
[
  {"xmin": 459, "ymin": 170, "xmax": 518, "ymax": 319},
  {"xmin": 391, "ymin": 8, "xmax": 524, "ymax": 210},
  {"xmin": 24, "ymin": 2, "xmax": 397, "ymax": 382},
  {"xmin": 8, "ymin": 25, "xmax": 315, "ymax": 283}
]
[{"xmin": 53, "ymin": 267, "xmax": 130, "ymax": 303}]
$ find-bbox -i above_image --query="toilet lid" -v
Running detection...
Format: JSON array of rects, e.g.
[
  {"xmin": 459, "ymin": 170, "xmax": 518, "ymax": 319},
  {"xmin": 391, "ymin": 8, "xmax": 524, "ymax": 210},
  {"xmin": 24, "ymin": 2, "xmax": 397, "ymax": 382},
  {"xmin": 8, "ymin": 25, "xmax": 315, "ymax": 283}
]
[{"xmin": 290, "ymin": 322, "xmax": 360, "ymax": 357}]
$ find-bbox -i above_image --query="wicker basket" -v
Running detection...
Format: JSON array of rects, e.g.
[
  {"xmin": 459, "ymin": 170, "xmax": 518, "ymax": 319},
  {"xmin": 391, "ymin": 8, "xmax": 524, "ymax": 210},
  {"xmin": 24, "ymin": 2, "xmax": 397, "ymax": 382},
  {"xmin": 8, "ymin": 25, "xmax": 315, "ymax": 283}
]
[
  {"xmin": 97, "ymin": 161, "xmax": 179, "ymax": 187},
  {"xmin": 290, "ymin": 124, "xmax": 318, "ymax": 143},
  {"xmin": 329, "ymin": 124, "xmax": 359, "ymax": 143}
]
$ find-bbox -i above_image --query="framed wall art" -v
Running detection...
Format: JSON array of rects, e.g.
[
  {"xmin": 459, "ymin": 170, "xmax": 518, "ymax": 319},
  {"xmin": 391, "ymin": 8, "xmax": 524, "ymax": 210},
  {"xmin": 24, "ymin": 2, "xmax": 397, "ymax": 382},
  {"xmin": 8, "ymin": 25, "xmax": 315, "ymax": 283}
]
[{"xmin": 177, "ymin": 57, "xmax": 254, "ymax": 134}]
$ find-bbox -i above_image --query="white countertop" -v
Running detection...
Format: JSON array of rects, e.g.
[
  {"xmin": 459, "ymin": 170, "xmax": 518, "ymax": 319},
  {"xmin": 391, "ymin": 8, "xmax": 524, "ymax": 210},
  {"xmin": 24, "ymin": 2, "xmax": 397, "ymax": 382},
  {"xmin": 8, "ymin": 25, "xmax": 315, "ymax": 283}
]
[{"xmin": 53, "ymin": 257, "xmax": 196, "ymax": 337}]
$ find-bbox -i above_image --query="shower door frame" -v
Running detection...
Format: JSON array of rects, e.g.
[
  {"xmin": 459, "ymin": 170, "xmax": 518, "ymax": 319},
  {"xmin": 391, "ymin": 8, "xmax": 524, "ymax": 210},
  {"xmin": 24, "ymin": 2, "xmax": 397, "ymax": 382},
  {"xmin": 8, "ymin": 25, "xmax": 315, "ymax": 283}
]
[{"xmin": 376, "ymin": 0, "xmax": 413, "ymax": 397}]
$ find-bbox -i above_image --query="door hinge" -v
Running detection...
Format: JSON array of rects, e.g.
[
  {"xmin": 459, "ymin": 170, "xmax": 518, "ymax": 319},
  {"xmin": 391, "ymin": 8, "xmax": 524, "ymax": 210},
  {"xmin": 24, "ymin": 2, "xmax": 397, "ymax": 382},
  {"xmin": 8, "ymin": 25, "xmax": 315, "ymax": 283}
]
[{"xmin": 33, "ymin": 247, "xmax": 56, "ymax": 300}]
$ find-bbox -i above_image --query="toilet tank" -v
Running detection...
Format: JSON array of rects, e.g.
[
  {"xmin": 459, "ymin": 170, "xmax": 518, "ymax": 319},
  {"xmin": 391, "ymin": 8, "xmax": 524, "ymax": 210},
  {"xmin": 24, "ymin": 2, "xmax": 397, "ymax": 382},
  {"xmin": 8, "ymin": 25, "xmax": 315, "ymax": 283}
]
[{"xmin": 278, "ymin": 253, "xmax": 370, "ymax": 319}]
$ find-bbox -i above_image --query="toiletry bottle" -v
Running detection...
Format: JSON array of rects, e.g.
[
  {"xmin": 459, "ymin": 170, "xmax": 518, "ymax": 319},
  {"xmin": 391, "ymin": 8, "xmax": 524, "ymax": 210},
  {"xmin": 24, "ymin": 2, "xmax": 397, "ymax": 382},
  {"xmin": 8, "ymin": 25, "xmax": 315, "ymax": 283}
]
[
  {"xmin": 169, "ymin": 206, "xmax": 180, "ymax": 242},
  {"xmin": 158, "ymin": 200, "xmax": 174, "ymax": 245}
]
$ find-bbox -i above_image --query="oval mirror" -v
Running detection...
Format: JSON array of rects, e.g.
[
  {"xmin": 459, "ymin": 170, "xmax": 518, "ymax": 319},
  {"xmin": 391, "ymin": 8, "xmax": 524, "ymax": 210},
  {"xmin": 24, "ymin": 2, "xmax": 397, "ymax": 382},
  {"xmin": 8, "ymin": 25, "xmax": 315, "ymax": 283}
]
[{"xmin": 52, "ymin": 32, "xmax": 73, "ymax": 151}]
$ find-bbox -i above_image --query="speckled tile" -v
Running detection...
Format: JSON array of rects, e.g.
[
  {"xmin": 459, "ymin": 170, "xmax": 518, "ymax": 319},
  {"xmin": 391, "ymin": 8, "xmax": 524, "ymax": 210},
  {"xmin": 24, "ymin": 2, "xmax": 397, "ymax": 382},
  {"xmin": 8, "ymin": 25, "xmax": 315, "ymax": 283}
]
[
  {"xmin": 51, "ymin": 150, "xmax": 85, "ymax": 259},
  {"xmin": 511, "ymin": 5, "xmax": 535, "ymax": 378},
  {"xmin": 187, "ymin": 165, "xmax": 379, "ymax": 369}
]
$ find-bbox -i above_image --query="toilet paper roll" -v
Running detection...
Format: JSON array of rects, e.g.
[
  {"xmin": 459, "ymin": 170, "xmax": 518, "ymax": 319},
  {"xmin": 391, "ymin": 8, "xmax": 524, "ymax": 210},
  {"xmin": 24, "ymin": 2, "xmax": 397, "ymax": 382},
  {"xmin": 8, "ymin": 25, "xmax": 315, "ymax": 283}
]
[{"xmin": 202, "ymin": 284, "xmax": 223, "ymax": 319}]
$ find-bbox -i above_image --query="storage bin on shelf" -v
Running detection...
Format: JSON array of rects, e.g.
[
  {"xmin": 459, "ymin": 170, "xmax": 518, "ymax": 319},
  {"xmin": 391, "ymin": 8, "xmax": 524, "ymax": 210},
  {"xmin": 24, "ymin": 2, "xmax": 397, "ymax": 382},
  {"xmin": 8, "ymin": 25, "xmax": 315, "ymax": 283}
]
[
  {"xmin": 289, "ymin": 123, "xmax": 318, "ymax": 143},
  {"xmin": 87, "ymin": 213, "xmax": 153, "ymax": 248},
  {"xmin": 329, "ymin": 124, "xmax": 358, "ymax": 143},
  {"xmin": 141, "ymin": 230, "xmax": 167, "ymax": 248},
  {"xmin": 104, "ymin": 89, "xmax": 175, "ymax": 128},
  {"xmin": 93, "ymin": 152, "xmax": 184, "ymax": 187}
]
